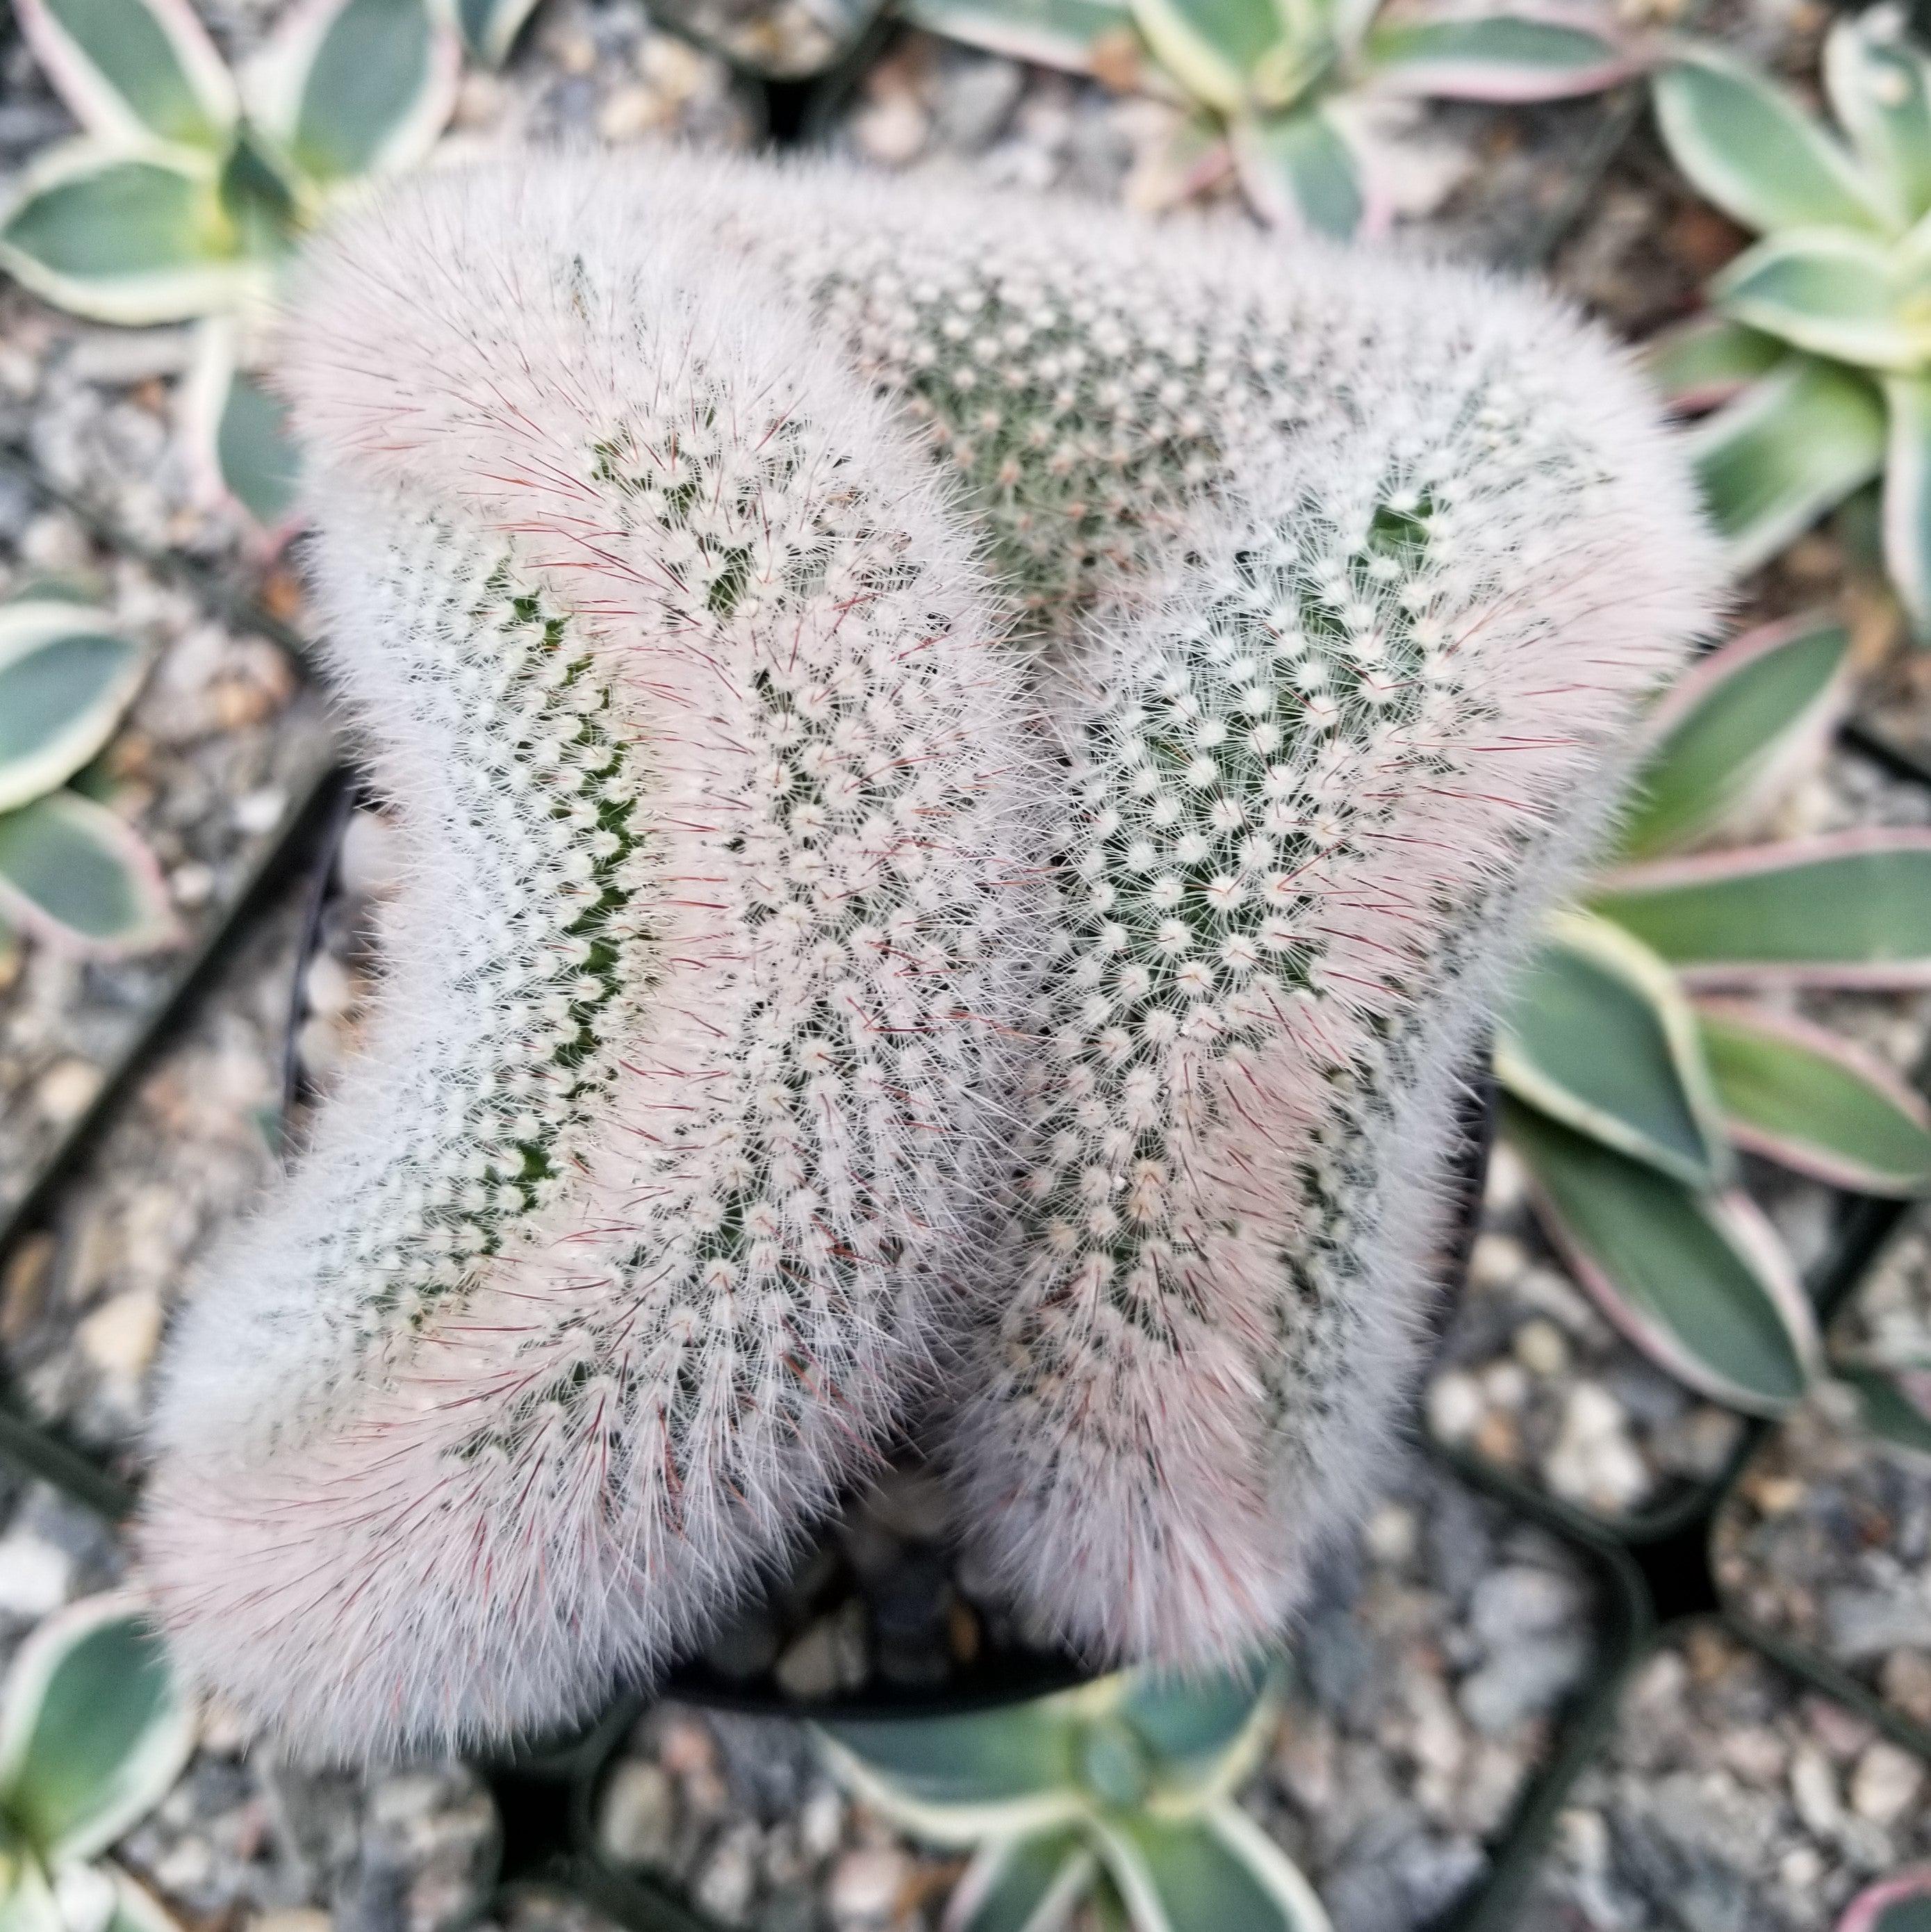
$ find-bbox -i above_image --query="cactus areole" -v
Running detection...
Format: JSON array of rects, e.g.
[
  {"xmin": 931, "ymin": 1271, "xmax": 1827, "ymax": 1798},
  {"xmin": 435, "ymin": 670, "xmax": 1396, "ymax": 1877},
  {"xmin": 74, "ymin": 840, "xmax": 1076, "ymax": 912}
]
[{"xmin": 140, "ymin": 151, "xmax": 1723, "ymax": 1762}]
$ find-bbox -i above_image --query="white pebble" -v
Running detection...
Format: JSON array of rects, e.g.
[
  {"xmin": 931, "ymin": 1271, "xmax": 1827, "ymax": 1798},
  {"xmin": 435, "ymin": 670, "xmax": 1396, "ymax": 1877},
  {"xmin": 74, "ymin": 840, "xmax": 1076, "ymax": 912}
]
[
  {"xmin": 1850, "ymin": 1741, "xmax": 1923, "ymax": 1826},
  {"xmin": 1427, "ymin": 1370, "xmax": 1484, "ymax": 1444},
  {"xmin": 0, "ymin": 1534, "xmax": 71, "ymax": 1618}
]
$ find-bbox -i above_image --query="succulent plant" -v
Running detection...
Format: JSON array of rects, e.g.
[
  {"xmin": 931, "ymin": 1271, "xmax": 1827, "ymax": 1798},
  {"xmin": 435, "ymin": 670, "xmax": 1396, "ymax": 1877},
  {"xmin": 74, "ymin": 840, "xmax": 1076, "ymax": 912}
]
[
  {"xmin": 1649, "ymin": 6, "xmax": 1931, "ymax": 639},
  {"xmin": 454, "ymin": 0, "xmax": 548, "ymax": 66},
  {"xmin": 0, "ymin": 587, "xmax": 174, "ymax": 958},
  {"xmin": 899, "ymin": 0, "xmax": 1638, "ymax": 234},
  {"xmin": 138, "ymin": 161, "xmax": 1040, "ymax": 1761},
  {"xmin": 817, "ymin": 1662, "xmax": 1329, "ymax": 1932},
  {"xmin": 0, "ymin": 1596, "xmax": 195, "ymax": 1932},
  {"xmin": 143, "ymin": 149, "xmax": 1718, "ymax": 1744},
  {"xmin": 0, "ymin": 0, "xmax": 461, "ymax": 526},
  {"xmin": 1493, "ymin": 611, "xmax": 1931, "ymax": 1443}
]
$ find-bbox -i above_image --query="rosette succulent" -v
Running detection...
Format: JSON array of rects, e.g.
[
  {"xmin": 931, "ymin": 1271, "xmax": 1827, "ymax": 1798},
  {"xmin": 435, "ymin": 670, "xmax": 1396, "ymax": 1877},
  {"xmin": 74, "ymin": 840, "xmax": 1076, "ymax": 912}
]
[
  {"xmin": 1495, "ymin": 611, "xmax": 1931, "ymax": 1443},
  {"xmin": 0, "ymin": 0, "xmax": 461, "ymax": 525},
  {"xmin": 899, "ymin": 0, "xmax": 1638, "ymax": 235},
  {"xmin": 817, "ymin": 1663, "xmax": 1328, "ymax": 1932},
  {"xmin": 1651, "ymin": 6, "xmax": 1931, "ymax": 637}
]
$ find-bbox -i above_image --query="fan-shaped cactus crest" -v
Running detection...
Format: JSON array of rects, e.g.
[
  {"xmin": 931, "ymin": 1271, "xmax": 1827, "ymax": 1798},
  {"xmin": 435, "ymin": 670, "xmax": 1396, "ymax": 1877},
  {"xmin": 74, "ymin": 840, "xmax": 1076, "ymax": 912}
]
[{"xmin": 141, "ymin": 152, "xmax": 1721, "ymax": 1755}]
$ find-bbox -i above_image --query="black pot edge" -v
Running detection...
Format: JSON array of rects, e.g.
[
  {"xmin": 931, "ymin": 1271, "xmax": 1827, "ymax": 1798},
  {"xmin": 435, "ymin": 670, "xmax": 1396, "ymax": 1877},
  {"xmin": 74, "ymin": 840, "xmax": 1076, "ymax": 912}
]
[
  {"xmin": 542, "ymin": 1443, "xmax": 1651, "ymax": 1932},
  {"xmin": 1447, "ymin": 1605, "xmax": 1931, "ymax": 1932}
]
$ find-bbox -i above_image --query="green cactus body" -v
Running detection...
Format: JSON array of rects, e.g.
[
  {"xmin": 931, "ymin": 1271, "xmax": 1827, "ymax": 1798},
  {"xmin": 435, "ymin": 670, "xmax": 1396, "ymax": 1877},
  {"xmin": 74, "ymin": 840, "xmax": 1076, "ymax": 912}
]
[{"xmin": 141, "ymin": 184, "xmax": 1035, "ymax": 1758}]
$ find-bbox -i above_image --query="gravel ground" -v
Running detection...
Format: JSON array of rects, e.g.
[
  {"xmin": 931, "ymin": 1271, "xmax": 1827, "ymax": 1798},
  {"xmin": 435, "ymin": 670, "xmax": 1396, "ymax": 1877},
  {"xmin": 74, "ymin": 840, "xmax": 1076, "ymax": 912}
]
[
  {"xmin": 0, "ymin": 486, "xmax": 324, "ymax": 1225},
  {"xmin": 1526, "ymin": 1623, "xmax": 1931, "ymax": 1931},
  {"xmin": 1714, "ymin": 1392, "xmax": 1931, "ymax": 1744},
  {"xmin": 591, "ymin": 1452, "xmax": 1613, "ymax": 1932},
  {"xmin": 1714, "ymin": 1209, "xmax": 1931, "ymax": 1744},
  {"xmin": 2, "ymin": 883, "xmax": 304, "ymax": 1458}
]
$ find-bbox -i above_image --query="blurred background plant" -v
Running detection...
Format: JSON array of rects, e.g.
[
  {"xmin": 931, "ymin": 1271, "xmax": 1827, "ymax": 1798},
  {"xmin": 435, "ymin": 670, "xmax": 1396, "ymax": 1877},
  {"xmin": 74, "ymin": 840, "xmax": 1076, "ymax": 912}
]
[
  {"xmin": 0, "ymin": 1594, "xmax": 195, "ymax": 1932},
  {"xmin": 816, "ymin": 1662, "xmax": 1329, "ymax": 1932},
  {"xmin": 1839, "ymin": 1866, "xmax": 1931, "ymax": 1932},
  {"xmin": 0, "ymin": 584, "xmax": 174, "ymax": 963},
  {"xmin": 1497, "ymin": 610, "xmax": 1931, "ymax": 1450},
  {"xmin": 0, "ymin": 0, "xmax": 461, "ymax": 530},
  {"xmin": 1648, "ymin": 5, "xmax": 1931, "ymax": 641},
  {"xmin": 894, "ymin": 0, "xmax": 1638, "ymax": 232}
]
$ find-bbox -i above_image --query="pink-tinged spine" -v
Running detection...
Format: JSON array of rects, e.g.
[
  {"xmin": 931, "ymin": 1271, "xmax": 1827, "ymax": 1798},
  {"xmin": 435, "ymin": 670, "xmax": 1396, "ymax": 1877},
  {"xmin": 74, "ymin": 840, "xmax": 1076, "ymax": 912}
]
[{"xmin": 138, "ymin": 163, "xmax": 1037, "ymax": 1761}]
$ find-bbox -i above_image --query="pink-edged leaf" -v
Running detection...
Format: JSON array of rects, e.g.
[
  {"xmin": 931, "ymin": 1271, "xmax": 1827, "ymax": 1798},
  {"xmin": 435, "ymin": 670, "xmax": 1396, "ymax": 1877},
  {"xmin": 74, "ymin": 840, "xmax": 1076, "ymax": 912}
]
[
  {"xmin": 0, "ymin": 791, "xmax": 176, "ymax": 956},
  {"xmin": 1362, "ymin": 6, "xmax": 1640, "ymax": 102},
  {"xmin": 0, "ymin": 141, "xmax": 262, "ymax": 326},
  {"xmin": 454, "ymin": 0, "xmax": 546, "ymax": 66},
  {"xmin": 1695, "ymin": 997, "xmax": 1931, "ymax": 1195},
  {"xmin": 1128, "ymin": 0, "xmax": 1284, "ymax": 113},
  {"xmin": 1618, "ymin": 610, "xmax": 1852, "ymax": 861},
  {"xmin": 1713, "ymin": 229, "xmax": 1930, "ymax": 375},
  {"xmin": 181, "ymin": 319, "xmax": 303, "ymax": 532},
  {"xmin": 1652, "ymin": 42, "xmax": 1893, "ymax": 238},
  {"xmin": 17, "ymin": 0, "xmax": 235, "ymax": 151},
  {"xmin": 1497, "ymin": 911, "xmax": 1729, "ymax": 1188},
  {"xmin": 0, "ymin": 598, "xmax": 147, "ymax": 814},
  {"xmin": 1884, "ymin": 370, "xmax": 1931, "ymax": 643},
  {"xmin": 1506, "ymin": 1099, "xmax": 1821, "ymax": 1415},
  {"xmin": 1092, "ymin": 1806, "xmax": 1333, "ymax": 1932},
  {"xmin": 246, "ymin": 0, "xmax": 460, "ymax": 187},
  {"xmin": 1825, "ymin": 4, "xmax": 1931, "ymax": 226},
  {"xmin": 902, "ymin": 0, "xmax": 1140, "ymax": 74},
  {"xmin": 1231, "ymin": 104, "xmax": 1386, "ymax": 238},
  {"xmin": 1593, "ymin": 831, "xmax": 1931, "ymax": 988},
  {"xmin": 1838, "ymin": 1865, "xmax": 1931, "ymax": 1932},
  {"xmin": 0, "ymin": 1594, "xmax": 195, "ymax": 1865},
  {"xmin": 1684, "ymin": 355, "xmax": 1885, "ymax": 573},
  {"xmin": 1836, "ymin": 1363, "xmax": 1931, "ymax": 1459},
  {"xmin": 944, "ymin": 1833, "xmax": 1096, "ymax": 1932},
  {"xmin": 1643, "ymin": 313, "xmax": 1788, "ymax": 414}
]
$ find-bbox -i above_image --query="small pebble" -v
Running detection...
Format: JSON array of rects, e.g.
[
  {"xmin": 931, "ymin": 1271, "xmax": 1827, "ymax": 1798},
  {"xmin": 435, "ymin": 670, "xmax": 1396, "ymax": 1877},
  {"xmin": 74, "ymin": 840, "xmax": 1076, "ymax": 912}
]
[
  {"xmin": 1848, "ymin": 1742, "xmax": 1923, "ymax": 1826},
  {"xmin": 0, "ymin": 1534, "xmax": 72, "ymax": 1618},
  {"xmin": 35, "ymin": 1058, "xmax": 102, "ymax": 1127},
  {"xmin": 76, "ymin": 1289, "xmax": 165, "ymax": 1380},
  {"xmin": 599, "ymin": 1761, "xmax": 677, "ymax": 1868},
  {"xmin": 1427, "ymin": 1370, "xmax": 1483, "ymax": 1444},
  {"xmin": 1513, "ymin": 1318, "xmax": 1570, "ymax": 1377},
  {"xmin": 828, "ymin": 1847, "xmax": 908, "ymax": 1925}
]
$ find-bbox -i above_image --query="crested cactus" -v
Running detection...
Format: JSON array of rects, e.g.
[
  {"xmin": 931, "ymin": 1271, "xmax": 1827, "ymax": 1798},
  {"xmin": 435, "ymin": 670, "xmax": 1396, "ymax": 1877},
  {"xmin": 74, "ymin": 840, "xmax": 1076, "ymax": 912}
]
[
  {"xmin": 680, "ymin": 149, "xmax": 1725, "ymax": 1662},
  {"xmin": 138, "ymin": 177, "xmax": 1037, "ymax": 1759},
  {"xmin": 142, "ymin": 150, "xmax": 1723, "ymax": 1754}
]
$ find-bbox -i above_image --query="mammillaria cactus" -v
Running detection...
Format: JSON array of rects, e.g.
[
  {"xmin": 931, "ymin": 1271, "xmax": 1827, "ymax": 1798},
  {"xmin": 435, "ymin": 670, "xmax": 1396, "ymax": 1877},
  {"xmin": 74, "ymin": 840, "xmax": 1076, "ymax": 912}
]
[
  {"xmin": 142, "ymin": 151, "xmax": 1723, "ymax": 1753},
  {"xmin": 689, "ymin": 150, "xmax": 1725, "ymax": 1662},
  {"xmin": 139, "ymin": 174, "xmax": 1039, "ymax": 1759}
]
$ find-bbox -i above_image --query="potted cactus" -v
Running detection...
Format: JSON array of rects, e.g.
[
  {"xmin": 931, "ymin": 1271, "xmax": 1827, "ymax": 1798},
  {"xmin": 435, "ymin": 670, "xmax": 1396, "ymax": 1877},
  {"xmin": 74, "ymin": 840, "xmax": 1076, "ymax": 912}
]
[{"xmin": 132, "ymin": 148, "xmax": 1720, "ymax": 1762}]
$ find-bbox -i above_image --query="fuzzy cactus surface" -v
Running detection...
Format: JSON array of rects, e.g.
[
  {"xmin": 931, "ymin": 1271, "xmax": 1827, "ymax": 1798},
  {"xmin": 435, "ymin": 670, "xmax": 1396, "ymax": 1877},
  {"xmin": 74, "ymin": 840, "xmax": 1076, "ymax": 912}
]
[
  {"xmin": 142, "ymin": 152, "xmax": 1723, "ymax": 1753},
  {"xmin": 140, "ymin": 177, "xmax": 1037, "ymax": 1759},
  {"xmin": 681, "ymin": 149, "xmax": 1725, "ymax": 1663}
]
